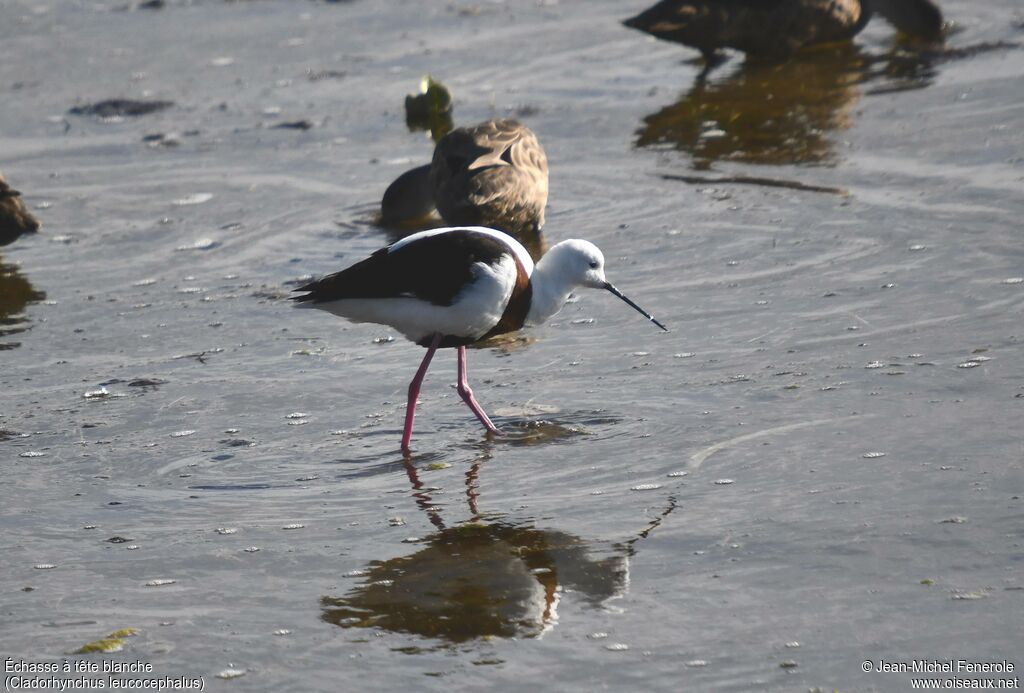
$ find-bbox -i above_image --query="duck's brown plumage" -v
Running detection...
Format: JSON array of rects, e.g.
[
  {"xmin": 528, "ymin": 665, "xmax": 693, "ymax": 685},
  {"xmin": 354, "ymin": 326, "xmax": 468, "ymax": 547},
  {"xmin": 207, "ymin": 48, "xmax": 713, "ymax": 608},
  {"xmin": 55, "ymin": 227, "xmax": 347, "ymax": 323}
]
[
  {"xmin": 429, "ymin": 119, "xmax": 549, "ymax": 237},
  {"xmin": 623, "ymin": 0, "xmax": 943, "ymax": 61},
  {"xmin": 0, "ymin": 174, "xmax": 40, "ymax": 247},
  {"xmin": 381, "ymin": 119, "xmax": 549, "ymax": 240}
]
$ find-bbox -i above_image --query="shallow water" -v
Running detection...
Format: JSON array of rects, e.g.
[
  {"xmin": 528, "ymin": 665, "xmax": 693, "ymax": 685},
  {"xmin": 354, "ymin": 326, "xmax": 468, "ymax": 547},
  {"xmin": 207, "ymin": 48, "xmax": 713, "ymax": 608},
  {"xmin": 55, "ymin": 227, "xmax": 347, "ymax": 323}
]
[{"xmin": 1, "ymin": 1, "xmax": 1023, "ymax": 691}]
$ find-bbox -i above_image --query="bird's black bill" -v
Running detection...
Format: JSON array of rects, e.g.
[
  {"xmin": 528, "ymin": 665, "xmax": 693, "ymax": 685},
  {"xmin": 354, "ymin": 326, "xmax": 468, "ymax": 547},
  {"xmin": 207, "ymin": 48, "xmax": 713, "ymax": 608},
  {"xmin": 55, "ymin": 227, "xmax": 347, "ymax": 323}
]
[{"xmin": 604, "ymin": 283, "xmax": 668, "ymax": 331}]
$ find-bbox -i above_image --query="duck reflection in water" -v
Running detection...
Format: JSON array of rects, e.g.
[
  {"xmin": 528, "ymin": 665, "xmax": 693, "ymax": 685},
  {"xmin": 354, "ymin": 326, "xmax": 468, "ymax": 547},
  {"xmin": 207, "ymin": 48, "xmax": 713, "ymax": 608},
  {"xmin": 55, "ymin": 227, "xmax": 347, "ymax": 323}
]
[
  {"xmin": 0, "ymin": 261, "xmax": 45, "ymax": 350},
  {"xmin": 636, "ymin": 41, "xmax": 954, "ymax": 169},
  {"xmin": 321, "ymin": 459, "xmax": 674, "ymax": 643},
  {"xmin": 1, "ymin": 173, "xmax": 44, "ymax": 350}
]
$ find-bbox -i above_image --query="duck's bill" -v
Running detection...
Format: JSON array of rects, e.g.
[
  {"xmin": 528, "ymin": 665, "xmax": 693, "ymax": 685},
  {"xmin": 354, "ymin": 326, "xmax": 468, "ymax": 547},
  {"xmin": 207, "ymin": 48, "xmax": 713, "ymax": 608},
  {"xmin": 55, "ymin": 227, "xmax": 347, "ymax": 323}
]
[{"xmin": 604, "ymin": 283, "xmax": 669, "ymax": 331}]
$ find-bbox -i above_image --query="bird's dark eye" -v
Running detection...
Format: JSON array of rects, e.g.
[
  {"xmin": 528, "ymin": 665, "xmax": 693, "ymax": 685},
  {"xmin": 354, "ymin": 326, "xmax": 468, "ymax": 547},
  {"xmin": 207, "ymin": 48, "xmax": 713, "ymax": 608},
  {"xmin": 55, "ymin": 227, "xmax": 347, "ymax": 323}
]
[{"xmin": 588, "ymin": 261, "xmax": 599, "ymax": 269}]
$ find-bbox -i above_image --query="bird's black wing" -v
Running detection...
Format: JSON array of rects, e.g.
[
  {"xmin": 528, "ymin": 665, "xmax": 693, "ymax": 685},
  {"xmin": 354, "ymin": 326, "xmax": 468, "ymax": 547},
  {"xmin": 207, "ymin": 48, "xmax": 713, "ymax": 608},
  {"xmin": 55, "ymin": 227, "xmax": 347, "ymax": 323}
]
[{"xmin": 292, "ymin": 229, "xmax": 510, "ymax": 307}]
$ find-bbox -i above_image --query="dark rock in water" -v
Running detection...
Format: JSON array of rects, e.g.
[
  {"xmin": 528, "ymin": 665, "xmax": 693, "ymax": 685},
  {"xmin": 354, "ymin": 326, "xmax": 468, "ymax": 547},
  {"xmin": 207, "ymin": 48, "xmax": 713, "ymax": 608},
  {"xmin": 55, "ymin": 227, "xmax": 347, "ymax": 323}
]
[
  {"xmin": 271, "ymin": 119, "xmax": 315, "ymax": 130},
  {"xmin": 306, "ymin": 69, "xmax": 347, "ymax": 81},
  {"xmin": 0, "ymin": 173, "xmax": 40, "ymax": 246},
  {"xmin": 219, "ymin": 438, "xmax": 257, "ymax": 448},
  {"xmin": 68, "ymin": 99, "xmax": 174, "ymax": 118},
  {"xmin": 127, "ymin": 378, "xmax": 169, "ymax": 388},
  {"xmin": 142, "ymin": 132, "xmax": 181, "ymax": 147},
  {"xmin": 137, "ymin": 0, "xmax": 165, "ymax": 8}
]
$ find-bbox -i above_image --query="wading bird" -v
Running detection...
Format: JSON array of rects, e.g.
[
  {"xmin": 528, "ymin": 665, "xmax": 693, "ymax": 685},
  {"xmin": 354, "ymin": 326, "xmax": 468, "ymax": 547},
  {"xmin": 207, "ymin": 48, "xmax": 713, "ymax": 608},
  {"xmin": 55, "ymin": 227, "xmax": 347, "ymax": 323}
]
[{"xmin": 293, "ymin": 226, "xmax": 666, "ymax": 454}]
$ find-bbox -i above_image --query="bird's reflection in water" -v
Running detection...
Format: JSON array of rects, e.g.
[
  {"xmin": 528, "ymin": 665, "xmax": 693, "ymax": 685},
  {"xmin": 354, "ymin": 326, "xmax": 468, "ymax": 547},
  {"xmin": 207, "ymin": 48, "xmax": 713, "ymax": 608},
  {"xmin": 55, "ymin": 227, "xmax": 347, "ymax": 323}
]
[
  {"xmin": 321, "ymin": 459, "xmax": 673, "ymax": 644},
  {"xmin": 635, "ymin": 40, "xmax": 979, "ymax": 169},
  {"xmin": 0, "ymin": 260, "xmax": 45, "ymax": 350},
  {"xmin": 320, "ymin": 521, "xmax": 627, "ymax": 641}
]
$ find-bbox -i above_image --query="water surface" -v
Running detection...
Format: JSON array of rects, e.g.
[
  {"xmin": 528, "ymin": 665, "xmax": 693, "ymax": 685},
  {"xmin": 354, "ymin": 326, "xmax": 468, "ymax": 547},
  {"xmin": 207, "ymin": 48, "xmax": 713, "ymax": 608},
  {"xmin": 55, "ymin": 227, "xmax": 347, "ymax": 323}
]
[{"xmin": 1, "ymin": 1, "xmax": 1022, "ymax": 691}]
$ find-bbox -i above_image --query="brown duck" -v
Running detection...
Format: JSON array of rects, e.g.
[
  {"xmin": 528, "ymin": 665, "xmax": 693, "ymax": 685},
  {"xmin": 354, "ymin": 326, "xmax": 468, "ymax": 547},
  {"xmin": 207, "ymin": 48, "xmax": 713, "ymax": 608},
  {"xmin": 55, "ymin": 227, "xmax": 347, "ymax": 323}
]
[
  {"xmin": 0, "ymin": 173, "xmax": 41, "ymax": 247},
  {"xmin": 381, "ymin": 119, "xmax": 549, "ymax": 239},
  {"xmin": 623, "ymin": 0, "xmax": 945, "ymax": 62}
]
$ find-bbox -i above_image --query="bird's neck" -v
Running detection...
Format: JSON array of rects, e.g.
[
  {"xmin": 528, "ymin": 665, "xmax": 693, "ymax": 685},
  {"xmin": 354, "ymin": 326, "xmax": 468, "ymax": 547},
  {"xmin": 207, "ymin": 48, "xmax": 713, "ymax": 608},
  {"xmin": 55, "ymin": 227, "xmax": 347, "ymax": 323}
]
[{"xmin": 525, "ymin": 254, "xmax": 577, "ymax": 327}]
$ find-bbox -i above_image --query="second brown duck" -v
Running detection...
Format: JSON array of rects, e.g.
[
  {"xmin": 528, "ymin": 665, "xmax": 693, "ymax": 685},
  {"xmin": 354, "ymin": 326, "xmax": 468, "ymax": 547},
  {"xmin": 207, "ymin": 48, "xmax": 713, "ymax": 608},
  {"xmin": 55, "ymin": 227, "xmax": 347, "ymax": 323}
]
[
  {"xmin": 623, "ymin": 0, "xmax": 945, "ymax": 63},
  {"xmin": 382, "ymin": 119, "xmax": 549, "ymax": 239}
]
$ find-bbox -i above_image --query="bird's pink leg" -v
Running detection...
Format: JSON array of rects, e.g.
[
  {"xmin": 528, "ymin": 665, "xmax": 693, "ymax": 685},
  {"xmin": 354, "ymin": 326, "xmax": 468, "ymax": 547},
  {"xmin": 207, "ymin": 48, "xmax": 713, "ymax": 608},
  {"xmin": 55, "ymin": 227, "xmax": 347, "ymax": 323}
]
[
  {"xmin": 402, "ymin": 334, "xmax": 441, "ymax": 454},
  {"xmin": 457, "ymin": 346, "xmax": 501, "ymax": 436}
]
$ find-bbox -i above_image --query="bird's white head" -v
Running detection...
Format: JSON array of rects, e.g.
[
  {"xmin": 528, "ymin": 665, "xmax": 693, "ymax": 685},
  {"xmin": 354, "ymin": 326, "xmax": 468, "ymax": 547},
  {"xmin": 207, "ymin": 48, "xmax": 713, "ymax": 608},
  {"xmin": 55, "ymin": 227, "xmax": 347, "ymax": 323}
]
[
  {"xmin": 548, "ymin": 239, "xmax": 608, "ymax": 289},
  {"xmin": 529, "ymin": 239, "xmax": 668, "ymax": 331}
]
